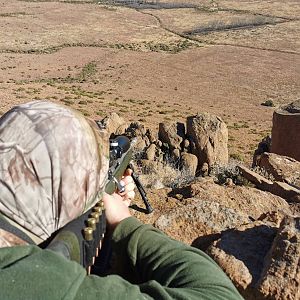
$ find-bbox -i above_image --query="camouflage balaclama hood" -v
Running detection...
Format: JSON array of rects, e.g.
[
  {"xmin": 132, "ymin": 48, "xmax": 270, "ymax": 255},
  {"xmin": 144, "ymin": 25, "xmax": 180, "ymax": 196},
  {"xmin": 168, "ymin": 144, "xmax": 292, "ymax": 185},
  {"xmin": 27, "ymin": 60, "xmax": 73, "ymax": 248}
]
[{"xmin": 0, "ymin": 101, "xmax": 109, "ymax": 247}]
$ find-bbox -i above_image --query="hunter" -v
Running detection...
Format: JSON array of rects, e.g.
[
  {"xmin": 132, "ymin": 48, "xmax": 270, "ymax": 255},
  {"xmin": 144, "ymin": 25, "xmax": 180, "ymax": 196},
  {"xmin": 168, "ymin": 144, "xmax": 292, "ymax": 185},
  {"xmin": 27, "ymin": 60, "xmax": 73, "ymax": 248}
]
[{"xmin": 0, "ymin": 101, "xmax": 243, "ymax": 299}]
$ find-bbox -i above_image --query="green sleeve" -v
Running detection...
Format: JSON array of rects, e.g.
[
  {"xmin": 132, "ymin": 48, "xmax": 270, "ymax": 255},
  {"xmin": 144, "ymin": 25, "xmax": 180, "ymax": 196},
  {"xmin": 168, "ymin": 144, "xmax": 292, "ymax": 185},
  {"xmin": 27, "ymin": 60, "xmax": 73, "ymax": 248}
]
[
  {"xmin": 76, "ymin": 217, "xmax": 243, "ymax": 299},
  {"xmin": 0, "ymin": 217, "xmax": 243, "ymax": 300},
  {"xmin": 102, "ymin": 217, "xmax": 243, "ymax": 300}
]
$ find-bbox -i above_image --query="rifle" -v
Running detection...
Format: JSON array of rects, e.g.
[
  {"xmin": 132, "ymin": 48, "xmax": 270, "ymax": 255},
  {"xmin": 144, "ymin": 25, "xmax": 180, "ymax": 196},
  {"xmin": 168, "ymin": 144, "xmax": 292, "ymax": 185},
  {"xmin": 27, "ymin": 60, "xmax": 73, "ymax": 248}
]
[{"xmin": 43, "ymin": 135, "xmax": 153, "ymax": 274}]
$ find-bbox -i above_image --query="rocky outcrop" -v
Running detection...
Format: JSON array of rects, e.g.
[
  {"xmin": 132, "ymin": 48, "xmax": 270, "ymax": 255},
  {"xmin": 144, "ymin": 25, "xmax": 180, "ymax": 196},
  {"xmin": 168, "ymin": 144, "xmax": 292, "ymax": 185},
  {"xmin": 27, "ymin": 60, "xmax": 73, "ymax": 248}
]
[
  {"xmin": 101, "ymin": 112, "xmax": 127, "ymax": 137},
  {"xmin": 238, "ymin": 165, "xmax": 300, "ymax": 202},
  {"xmin": 271, "ymin": 100, "xmax": 300, "ymax": 161},
  {"xmin": 252, "ymin": 135, "xmax": 271, "ymax": 166},
  {"xmin": 256, "ymin": 152, "xmax": 300, "ymax": 187},
  {"xmin": 188, "ymin": 177, "xmax": 291, "ymax": 219},
  {"xmin": 158, "ymin": 121, "xmax": 185, "ymax": 150},
  {"xmin": 187, "ymin": 113, "xmax": 228, "ymax": 169},
  {"xmin": 206, "ymin": 221, "xmax": 278, "ymax": 299},
  {"xmin": 257, "ymin": 216, "xmax": 300, "ymax": 299},
  {"xmin": 154, "ymin": 198, "xmax": 250, "ymax": 245}
]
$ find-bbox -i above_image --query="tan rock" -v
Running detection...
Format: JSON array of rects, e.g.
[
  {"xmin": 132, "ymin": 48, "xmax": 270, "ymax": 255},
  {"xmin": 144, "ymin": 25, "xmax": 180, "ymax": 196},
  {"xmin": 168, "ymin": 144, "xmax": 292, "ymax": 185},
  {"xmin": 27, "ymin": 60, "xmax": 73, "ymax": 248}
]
[
  {"xmin": 101, "ymin": 112, "xmax": 126, "ymax": 136},
  {"xmin": 145, "ymin": 144, "xmax": 156, "ymax": 161},
  {"xmin": 238, "ymin": 165, "xmax": 300, "ymax": 203},
  {"xmin": 158, "ymin": 121, "xmax": 185, "ymax": 150},
  {"xmin": 172, "ymin": 148, "xmax": 180, "ymax": 161},
  {"xmin": 154, "ymin": 198, "xmax": 249, "ymax": 245},
  {"xmin": 257, "ymin": 216, "xmax": 300, "ymax": 300},
  {"xmin": 189, "ymin": 178, "xmax": 291, "ymax": 219},
  {"xmin": 257, "ymin": 152, "xmax": 300, "ymax": 187},
  {"xmin": 186, "ymin": 113, "xmax": 228, "ymax": 168},
  {"xmin": 181, "ymin": 153, "xmax": 198, "ymax": 176},
  {"xmin": 206, "ymin": 221, "xmax": 278, "ymax": 299},
  {"xmin": 271, "ymin": 100, "xmax": 300, "ymax": 161}
]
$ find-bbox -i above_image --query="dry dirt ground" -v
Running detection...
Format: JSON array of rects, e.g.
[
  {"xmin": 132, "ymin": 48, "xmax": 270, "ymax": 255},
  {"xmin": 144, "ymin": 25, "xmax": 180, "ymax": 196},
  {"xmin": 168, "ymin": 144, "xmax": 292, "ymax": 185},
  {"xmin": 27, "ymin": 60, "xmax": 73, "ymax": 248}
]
[{"xmin": 0, "ymin": 0, "xmax": 299, "ymax": 163}]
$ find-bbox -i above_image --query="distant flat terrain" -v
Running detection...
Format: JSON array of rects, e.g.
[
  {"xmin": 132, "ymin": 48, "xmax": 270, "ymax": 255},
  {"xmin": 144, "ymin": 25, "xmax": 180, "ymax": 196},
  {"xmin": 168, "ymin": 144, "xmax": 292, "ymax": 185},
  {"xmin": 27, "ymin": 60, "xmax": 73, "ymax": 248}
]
[{"xmin": 0, "ymin": 0, "xmax": 299, "ymax": 163}]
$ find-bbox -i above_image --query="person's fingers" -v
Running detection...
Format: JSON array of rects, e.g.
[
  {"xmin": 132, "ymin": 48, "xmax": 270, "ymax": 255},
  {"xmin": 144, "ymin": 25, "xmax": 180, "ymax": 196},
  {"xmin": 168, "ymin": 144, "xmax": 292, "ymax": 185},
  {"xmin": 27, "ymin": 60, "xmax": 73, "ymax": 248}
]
[
  {"xmin": 124, "ymin": 168, "xmax": 133, "ymax": 176},
  {"xmin": 125, "ymin": 190, "xmax": 135, "ymax": 199},
  {"xmin": 119, "ymin": 182, "xmax": 135, "ymax": 195},
  {"xmin": 120, "ymin": 175, "xmax": 133, "ymax": 186},
  {"xmin": 123, "ymin": 199, "xmax": 131, "ymax": 207}
]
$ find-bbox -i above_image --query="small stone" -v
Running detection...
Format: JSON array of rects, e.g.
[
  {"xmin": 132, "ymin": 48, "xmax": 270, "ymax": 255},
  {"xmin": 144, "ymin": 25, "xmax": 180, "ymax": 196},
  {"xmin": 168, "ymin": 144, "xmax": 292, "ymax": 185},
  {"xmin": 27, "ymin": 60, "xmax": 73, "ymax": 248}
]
[
  {"xmin": 201, "ymin": 163, "xmax": 209, "ymax": 176},
  {"xmin": 146, "ymin": 144, "xmax": 156, "ymax": 161},
  {"xmin": 225, "ymin": 178, "xmax": 234, "ymax": 186}
]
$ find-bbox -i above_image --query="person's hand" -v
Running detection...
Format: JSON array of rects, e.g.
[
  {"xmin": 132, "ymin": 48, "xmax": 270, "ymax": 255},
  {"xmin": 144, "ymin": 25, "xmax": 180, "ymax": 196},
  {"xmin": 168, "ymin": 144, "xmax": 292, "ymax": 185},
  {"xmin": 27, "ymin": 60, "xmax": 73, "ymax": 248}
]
[
  {"xmin": 102, "ymin": 169, "xmax": 135, "ymax": 231},
  {"xmin": 118, "ymin": 168, "xmax": 135, "ymax": 207}
]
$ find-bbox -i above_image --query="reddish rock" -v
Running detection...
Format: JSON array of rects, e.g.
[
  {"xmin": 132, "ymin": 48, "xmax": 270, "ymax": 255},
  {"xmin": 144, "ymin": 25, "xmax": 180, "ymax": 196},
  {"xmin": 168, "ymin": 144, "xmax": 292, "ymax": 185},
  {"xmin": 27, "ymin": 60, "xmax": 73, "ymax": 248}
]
[
  {"xmin": 206, "ymin": 221, "xmax": 278, "ymax": 299},
  {"xmin": 271, "ymin": 100, "xmax": 300, "ymax": 161},
  {"xmin": 154, "ymin": 198, "xmax": 249, "ymax": 245},
  {"xmin": 189, "ymin": 177, "xmax": 291, "ymax": 219},
  {"xmin": 257, "ymin": 216, "xmax": 300, "ymax": 299}
]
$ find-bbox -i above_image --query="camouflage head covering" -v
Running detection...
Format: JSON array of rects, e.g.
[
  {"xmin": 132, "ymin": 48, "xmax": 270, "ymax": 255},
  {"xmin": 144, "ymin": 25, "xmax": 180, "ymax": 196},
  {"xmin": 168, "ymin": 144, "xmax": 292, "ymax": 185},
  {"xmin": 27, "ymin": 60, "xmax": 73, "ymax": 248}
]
[{"xmin": 0, "ymin": 101, "xmax": 109, "ymax": 247}]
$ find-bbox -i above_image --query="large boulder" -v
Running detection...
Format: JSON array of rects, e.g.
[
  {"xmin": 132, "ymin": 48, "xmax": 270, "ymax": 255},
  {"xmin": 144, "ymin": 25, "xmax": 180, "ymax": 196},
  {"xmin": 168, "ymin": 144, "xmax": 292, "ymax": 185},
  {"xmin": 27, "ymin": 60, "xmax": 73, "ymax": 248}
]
[
  {"xmin": 257, "ymin": 216, "xmax": 300, "ymax": 299},
  {"xmin": 206, "ymin": 221, "xmax": 278, "ymax": 299},
  {"xmin": 126, "ymin": 121, "xmax": 146, "ymax": 138},
  {"xmin": 154, "ymin": 198, "xmax": 250, "ymax": 245},
  {"xmin": 271, "ymin": 100, "xmax": 300, "ymax": 161},
  {"xmin": 186, "ymin": 113, "xmax": 228, "ymax": 169},
  {"xmin": 101, "ymin": 112, "xmax": 127, "ymax": 137},
  {"xmin": 189, "ymin": 177, "xmax": 291, "ymax": 219},
  {"xmin": 158, "ymin": 122, "xmax": 185, "ymax": 150},
  {"xmin": 256, "ymin": 152, "xmax": 300, "ymax": 187}
]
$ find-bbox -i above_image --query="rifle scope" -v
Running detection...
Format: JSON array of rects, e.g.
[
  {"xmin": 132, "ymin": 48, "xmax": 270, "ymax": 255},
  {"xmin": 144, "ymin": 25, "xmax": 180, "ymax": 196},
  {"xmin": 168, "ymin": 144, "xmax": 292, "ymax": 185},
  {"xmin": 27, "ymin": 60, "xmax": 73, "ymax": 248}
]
[{"xmin": 109, "ymin": 136, "xmax": 130, "ymax": 163}]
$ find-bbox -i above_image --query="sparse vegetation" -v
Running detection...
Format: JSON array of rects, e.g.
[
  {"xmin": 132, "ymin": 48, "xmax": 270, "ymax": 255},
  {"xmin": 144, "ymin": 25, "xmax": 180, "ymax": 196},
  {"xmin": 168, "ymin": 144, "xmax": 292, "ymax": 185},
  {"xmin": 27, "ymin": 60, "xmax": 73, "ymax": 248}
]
[
  {"xmin": 186, "ymin": 15, "xmax": 281, "ymax": 35},
  {"xmin": 261, "ymin": 99, "xmax": 275, "ymax": 107},
  {"xmin": 210, "ymin": 162, "xmax": 250, "ymax": 186},
  {"xmin": 230, "ymin": 153, "xmax": 244, "ymax": 161}
]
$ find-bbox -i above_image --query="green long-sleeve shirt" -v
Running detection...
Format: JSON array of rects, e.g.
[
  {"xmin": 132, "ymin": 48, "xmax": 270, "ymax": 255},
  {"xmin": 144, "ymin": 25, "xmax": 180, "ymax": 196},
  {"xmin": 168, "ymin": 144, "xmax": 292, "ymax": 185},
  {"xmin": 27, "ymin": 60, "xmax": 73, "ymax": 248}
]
[{"xmin": 0, "ymin": 217, "xmax": 243, "ymax": 299}]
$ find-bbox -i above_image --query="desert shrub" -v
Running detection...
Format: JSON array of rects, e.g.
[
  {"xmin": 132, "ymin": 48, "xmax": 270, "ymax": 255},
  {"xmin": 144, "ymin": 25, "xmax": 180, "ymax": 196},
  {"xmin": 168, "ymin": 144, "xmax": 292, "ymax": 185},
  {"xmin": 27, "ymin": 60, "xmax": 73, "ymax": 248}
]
[
  {"xmin": 210, "ymin": 162, "xmax": 250, "ymax": 186},
  {"xmin": 252, "ymin": 166, "xmax": 275, "ymax": 181},
  {"xmin": 261, "ymin": 100, "xmax": 275, "ymax": 107},
  {"xmin": 78, "ymin": 100, "xmax": 88, "ymax": 105},
  {"xmin": 187, "ymin": 15, "xmax": 278, "ymax": 34},
  {"xmin": 137, "ymin": 160, "xmax": 195, "ymax": 189},
  {"xmin": 229, "ymin": 153, "xmax": 244, "ymax": 161},
  {"xmin": 132, "ymin": 145, "xmax": 195, "ymax": 189}
]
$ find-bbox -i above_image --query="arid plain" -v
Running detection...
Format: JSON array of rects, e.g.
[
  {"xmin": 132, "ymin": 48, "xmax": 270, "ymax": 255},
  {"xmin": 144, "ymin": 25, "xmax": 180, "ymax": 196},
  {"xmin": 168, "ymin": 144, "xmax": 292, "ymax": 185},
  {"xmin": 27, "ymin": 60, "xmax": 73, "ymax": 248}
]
[{"xmin": 0, "ymin": 0, "xmax": 299, "ymax": 163}]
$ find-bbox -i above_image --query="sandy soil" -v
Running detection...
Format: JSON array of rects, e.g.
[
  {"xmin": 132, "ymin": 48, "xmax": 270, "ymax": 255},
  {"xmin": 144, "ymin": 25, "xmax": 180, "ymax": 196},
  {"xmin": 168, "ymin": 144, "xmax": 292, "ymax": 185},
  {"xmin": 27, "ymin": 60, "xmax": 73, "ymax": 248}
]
[{"xmin": 0, "ymin": 0, "xmax": 299, "ymax": 164}]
